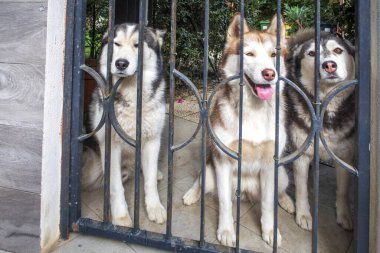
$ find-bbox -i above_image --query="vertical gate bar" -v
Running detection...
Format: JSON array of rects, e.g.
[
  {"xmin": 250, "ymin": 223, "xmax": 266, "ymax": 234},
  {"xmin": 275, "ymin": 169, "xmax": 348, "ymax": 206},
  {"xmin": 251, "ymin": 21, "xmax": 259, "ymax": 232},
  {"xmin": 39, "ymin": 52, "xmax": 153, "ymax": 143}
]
[
  {"xmin": 103, "ymin": 0, "xmax": 116, "ymax": 223},
  {"xmin": 235, "ymin": 5, "xmax": 244, "ymax": 251},
  {"xmin": 166, "ymin": 0, "xmax": 177, "ymax": 239},
  {"xmin": 134, "ymin": 0, "xmax": 147, "ymax": 230},
  {"xmin": 199, "ymin": 0, "xmax": 209, "ymax": 247},
  {"xmin": 354, "ymin": 0, "xmax": 371, "ymax": 251},
  {"xmin": 90, "ymin": 2, "xmax": 96, "ymax": 59},
  {"xmin": 273, "ymin": 1, "xmax": 282, "ymax": 251},
  {"xmin": 61, "ymin": 0, "xmax": 75, "ymax": 238},
  {"xmin": 312, "ymin": 0, "xmax": 321, "ymax": 252},
  {"xmin": 69, "ymin": 0, "xmax": 87, "ymax": 227}
]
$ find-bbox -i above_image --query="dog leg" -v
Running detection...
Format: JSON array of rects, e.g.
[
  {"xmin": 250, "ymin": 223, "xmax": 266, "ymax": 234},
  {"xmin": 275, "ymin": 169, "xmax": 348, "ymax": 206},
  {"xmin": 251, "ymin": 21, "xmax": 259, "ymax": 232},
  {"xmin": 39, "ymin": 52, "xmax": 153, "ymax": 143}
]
[
  {"xmin": 278, "ymin": 166, "xmax": 295, "ymax": 214},
  {"xmin": 107, "ymin": 144, "xmax": 132, "ymax": 227},
  {"xmin": 183, "ymin": 164, "xmax": 215, "ymax": 205},
  {"xmin": 293, "ymin": 156, "xmax": 313, "ymax": 231},
  {"xmin": 260, "ymin": 166, "xmax": 282, "ymax": 247},
  {"xmin": 183, "ymin": 176, "xmax": 201, "ymax": 205},
  {"xmin": 215, "ymin": 160, "xmax": 235, "ymax": 247},
  {"xmin": 142, "ymin": 138, "xmax": 167, "ymax": 224},
  {"xmin": 335, "ymin": 163, "xmax": 353, "ymax": 230}
]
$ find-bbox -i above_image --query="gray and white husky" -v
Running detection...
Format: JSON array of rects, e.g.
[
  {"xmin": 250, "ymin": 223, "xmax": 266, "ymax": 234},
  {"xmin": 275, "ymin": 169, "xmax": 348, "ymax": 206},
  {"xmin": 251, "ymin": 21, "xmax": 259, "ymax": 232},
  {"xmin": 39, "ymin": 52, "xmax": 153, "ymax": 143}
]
[
  {"xmin": 83, "ymin": 23, "xmax": 167, "ymax": 227},
  {"xmin": 183, "ymin": 14, "xmax": 294, "ymax": 247},
  {"xmin": 284, "ymin": 29, "xmax": 356, "ymax": 231}
]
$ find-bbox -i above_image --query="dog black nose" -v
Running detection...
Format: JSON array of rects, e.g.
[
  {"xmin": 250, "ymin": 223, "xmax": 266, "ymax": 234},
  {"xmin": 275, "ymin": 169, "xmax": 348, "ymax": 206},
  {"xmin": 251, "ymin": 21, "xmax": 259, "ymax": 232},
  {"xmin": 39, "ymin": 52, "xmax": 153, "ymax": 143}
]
[
  {"xmin": 262, "ymin": 69, "xmax": 276, "ymax": 81},
  {"xmin": 115, "ymin": 59, "xmax": 129, "ymax": 70},
  {"xmin": 322, "ymin": 60, "xmax": 337, "ymax": 73}
]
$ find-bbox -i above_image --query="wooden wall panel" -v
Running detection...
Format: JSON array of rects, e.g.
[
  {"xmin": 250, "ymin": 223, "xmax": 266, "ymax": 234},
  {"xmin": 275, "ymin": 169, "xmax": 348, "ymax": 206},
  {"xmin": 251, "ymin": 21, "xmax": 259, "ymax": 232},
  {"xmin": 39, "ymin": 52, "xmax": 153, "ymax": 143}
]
[
  {"xmin": 0, "ymin": 2, "xmax": 47, "ymax": 65},
  {"xmin": 0, "ymin": 63, "xmax": 44, "ymax": 128},
  {"xmin": 0, "ymin": 124, "xmax": 42, "ymax": 193},
  {"xmin": 0, "ymin": 187, "xmax": 40, "ymax": 253},
  {"xmin": 0, "ymin": 1, "xmax": 47, "ymax": 251}
]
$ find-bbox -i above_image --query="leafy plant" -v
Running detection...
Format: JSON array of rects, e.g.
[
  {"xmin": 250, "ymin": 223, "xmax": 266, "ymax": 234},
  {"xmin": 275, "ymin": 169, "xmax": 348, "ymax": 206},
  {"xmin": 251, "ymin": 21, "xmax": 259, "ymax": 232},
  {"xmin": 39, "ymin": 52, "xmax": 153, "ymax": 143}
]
[
  {"xmin": 284, "ymin": 4, "xmax": 313, "ymax": 32},
  {"xmin": 85, "ymin": 0, "xmax": 108, "ymax": 59}
]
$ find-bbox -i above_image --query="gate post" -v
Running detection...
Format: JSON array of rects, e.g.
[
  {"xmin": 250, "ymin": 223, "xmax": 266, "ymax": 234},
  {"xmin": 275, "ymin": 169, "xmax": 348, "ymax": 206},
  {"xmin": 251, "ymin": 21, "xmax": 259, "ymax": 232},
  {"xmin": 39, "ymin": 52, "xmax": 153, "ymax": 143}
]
[
  {"xmin": 355, "ymin": 0, "xmax": 371, "ymax": 252},
  {"xmin": 370, "ymin": 0, "xmax": 380, "ymax": 252}
]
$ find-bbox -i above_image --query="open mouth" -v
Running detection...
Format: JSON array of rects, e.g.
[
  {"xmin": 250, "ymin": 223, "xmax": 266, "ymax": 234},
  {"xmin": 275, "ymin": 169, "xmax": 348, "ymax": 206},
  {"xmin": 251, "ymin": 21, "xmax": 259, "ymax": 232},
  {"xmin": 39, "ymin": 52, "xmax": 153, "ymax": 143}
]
[{"xmin": 244, "ymin": 74, "xmax": 274, "ymax": 100}]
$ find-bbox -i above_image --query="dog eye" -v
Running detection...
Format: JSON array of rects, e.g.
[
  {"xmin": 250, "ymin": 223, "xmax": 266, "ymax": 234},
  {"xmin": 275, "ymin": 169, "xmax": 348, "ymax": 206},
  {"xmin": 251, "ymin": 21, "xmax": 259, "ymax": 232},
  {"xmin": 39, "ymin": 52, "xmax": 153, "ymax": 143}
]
[
  {"xmin": 134, "ymin": 43, "xmax": 139, "ymax": 48},
  {"xmin": 245, "ymin": 52, "xmax": 254, "ymax": 57},
  {"xmin": 334, "ymin": 48, "xmax": 343, "ymax": 54},
  {"xmin": 271, "ymin": 52, "xmax": 277, "ymax": 57},
  {"xmin": 114, "ymin": 42, "xmax": 121, "ymax": 47},
  {"xmin": 308, "ymin": 51, "xmax": 315, "ymax": 57}
]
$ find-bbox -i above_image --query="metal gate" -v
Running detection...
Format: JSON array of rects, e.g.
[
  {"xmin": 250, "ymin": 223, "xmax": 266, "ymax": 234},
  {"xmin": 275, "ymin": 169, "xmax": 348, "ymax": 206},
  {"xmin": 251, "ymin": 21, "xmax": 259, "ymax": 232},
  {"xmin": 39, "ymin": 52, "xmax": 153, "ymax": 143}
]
[{"xmin": 60, "ymin": 0, "xmax": 371, "ymax": 252}]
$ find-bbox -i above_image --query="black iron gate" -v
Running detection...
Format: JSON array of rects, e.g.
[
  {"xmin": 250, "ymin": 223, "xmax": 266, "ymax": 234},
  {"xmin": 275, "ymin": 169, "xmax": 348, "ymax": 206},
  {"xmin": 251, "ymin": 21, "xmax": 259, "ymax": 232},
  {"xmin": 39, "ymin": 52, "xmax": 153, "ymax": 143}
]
[{"xmin": 61, "ymin": 0, "xmax": 371, "ymax": 252}]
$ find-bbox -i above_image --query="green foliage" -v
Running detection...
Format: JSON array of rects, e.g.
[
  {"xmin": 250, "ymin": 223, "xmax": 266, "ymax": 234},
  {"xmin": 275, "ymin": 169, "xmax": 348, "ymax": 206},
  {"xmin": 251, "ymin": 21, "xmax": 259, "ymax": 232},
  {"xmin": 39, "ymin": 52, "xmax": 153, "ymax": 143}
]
[
  {"xmin": 85, "ymin": 0, "xmax": 356, "ymax": 85},
  {"xmin": 284, "ymin": 4, "xmax": 313, "ymax": 32},
  {"xmin": 283, "ymin": 0, "xmax": 355, "ymax": 39},
  {"xmin": 85, "ymin": 0, "xmax": 108, "ymax": 59},
  {"xmin": 151, "ymin": 0, "xmax": 230, "ymax": 83},
  {"xmin": 321, "ymin": 0, "xmax": 355, "ymax": 39}
]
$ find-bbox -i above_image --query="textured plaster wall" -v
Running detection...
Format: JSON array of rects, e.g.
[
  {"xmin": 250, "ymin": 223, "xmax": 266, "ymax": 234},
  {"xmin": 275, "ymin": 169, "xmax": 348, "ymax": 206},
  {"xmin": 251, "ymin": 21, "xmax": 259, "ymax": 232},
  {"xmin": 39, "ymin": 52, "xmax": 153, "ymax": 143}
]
[{"xmin": 40, "ymin": 0, "xmax": 67, "ymax": 252}]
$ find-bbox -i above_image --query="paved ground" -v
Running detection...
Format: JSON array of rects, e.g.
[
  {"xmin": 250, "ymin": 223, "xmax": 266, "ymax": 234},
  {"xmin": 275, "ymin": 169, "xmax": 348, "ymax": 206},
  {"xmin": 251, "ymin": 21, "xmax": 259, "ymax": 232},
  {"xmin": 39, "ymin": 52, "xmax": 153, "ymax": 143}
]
[{"xmin": 53, "ymin": 115, "xmax": 355, "ymax": 253}]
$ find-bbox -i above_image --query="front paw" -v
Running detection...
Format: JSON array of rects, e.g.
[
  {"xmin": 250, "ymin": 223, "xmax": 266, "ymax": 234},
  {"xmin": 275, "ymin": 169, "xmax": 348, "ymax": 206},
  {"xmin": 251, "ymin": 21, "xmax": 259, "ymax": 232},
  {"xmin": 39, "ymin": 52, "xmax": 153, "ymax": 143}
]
[
  {"xmin": 217, "ymin": 225, "xmax": 236, "ymax": 247},
  {"xmin": 279, "ymin": 194, "xmax": 295, "ymax": 214},
  {"xmin": 183, "ymin": 186, "xmax": 200, "ymax": 206},
  {"xmin": 296, "ymin": 211, "xmax": 313, "ymax": 231},
  {"xmin": 147, "ymin": 202, "xmax": 167, "ymax": 224},
  {"xmin": 262, "ymin": 228, "xmax": 282, "ymax": 247},
  {"xmin": 113, "ymin": 215, "xmax": 133, "ymax": 227}
]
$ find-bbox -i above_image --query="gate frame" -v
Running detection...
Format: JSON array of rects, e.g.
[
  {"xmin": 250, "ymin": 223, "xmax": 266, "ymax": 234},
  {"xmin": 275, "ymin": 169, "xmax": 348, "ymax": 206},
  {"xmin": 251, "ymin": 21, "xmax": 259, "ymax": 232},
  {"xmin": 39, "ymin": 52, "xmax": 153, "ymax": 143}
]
[{"xmin": 58, "ymin": 0, "xmax": 372, "ymax": 252}]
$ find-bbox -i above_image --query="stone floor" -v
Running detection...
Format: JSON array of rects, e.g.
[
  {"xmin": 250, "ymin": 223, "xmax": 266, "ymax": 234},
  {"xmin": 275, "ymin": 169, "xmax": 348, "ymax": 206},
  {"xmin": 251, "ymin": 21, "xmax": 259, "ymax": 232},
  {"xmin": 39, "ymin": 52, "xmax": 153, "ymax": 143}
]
[{"xmin": 53, "ymin": 115, "xmax": 355, "ymax": 253}]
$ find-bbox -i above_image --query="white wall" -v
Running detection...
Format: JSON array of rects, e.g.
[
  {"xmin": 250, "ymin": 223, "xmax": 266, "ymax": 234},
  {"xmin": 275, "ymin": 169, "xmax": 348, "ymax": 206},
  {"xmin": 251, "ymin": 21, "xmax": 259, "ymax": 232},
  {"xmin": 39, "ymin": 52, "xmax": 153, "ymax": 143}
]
[{"xmin": 40, "ymin": 0, "xmax": 67, "ymax": 252}]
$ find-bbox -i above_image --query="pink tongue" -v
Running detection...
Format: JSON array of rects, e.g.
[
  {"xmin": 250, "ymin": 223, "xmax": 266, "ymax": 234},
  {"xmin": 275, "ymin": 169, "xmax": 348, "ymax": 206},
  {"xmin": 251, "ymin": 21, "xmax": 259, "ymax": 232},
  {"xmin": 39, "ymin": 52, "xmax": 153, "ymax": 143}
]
[{"xmin": 256, "ymin": 85, "xmax": 273, "ymax": 100}]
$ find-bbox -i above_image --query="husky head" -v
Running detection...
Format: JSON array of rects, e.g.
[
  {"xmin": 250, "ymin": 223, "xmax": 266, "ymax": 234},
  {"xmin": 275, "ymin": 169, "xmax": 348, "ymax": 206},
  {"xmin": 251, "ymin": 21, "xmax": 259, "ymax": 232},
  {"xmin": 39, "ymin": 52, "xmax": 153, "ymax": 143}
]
[
  {"xmin": 221, "ymin": 13, "xmax": 287, "ymax": 101},
  {"xmin": 286, "ymin": 29, "xmax": 355, "ymax": 91},
  {"xmin": 99, "ymin": 24, "xmax": 166, "ymax": 78}
]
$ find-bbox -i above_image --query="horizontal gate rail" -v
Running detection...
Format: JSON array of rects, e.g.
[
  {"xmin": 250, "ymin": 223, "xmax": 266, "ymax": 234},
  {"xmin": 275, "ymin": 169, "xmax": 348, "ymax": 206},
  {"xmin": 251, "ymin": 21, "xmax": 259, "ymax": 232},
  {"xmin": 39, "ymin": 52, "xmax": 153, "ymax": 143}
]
[{"xmin": 76, "ymin": 218, "xmax": 255, "ymax": 253}]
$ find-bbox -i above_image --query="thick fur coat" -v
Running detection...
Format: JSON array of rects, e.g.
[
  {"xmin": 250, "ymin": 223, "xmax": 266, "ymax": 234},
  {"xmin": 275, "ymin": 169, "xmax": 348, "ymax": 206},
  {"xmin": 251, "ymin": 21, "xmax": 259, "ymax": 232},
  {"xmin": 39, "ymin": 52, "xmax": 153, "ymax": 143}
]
[
  {"xmin": 284, "ymin": 29, "xmax": 356, "ymax": 231},
  {"xmin": 83, "ymin": 23, "xmax": 167, "ymax": 227},
  {"xmin": 183, "ymin": 14, "xmax": 294, "ymax": 247}
]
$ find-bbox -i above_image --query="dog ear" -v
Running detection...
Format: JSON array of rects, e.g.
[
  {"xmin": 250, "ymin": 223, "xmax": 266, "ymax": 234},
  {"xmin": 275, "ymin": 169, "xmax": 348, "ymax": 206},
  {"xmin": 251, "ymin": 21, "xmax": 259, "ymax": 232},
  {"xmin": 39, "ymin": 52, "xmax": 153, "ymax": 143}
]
[
  {"xmin": 343, "ymin": 38, "xmax": 355, "ymax": 57},
  {"xmin": 227, "ymin": 13, "xmax": 250, "ymax": 43},
  {"xmin": 101, "ymin": 24, "xmax": 122, "ymax": 49},
  {"xmin": 267, "ymin": 14, "xmax": 286, "ymax": 43},
  {"xmin": 156, "ymin": 29, "xmax": 166, "ymax": 47}
]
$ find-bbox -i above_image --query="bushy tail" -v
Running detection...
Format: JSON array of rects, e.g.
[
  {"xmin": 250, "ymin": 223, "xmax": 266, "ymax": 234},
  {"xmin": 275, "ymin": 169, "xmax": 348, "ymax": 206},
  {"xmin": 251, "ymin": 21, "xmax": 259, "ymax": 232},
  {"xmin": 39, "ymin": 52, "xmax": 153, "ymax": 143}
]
[{"xmin": 81, "ymin": 146, "xmax": 103, "ymax": 191}]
